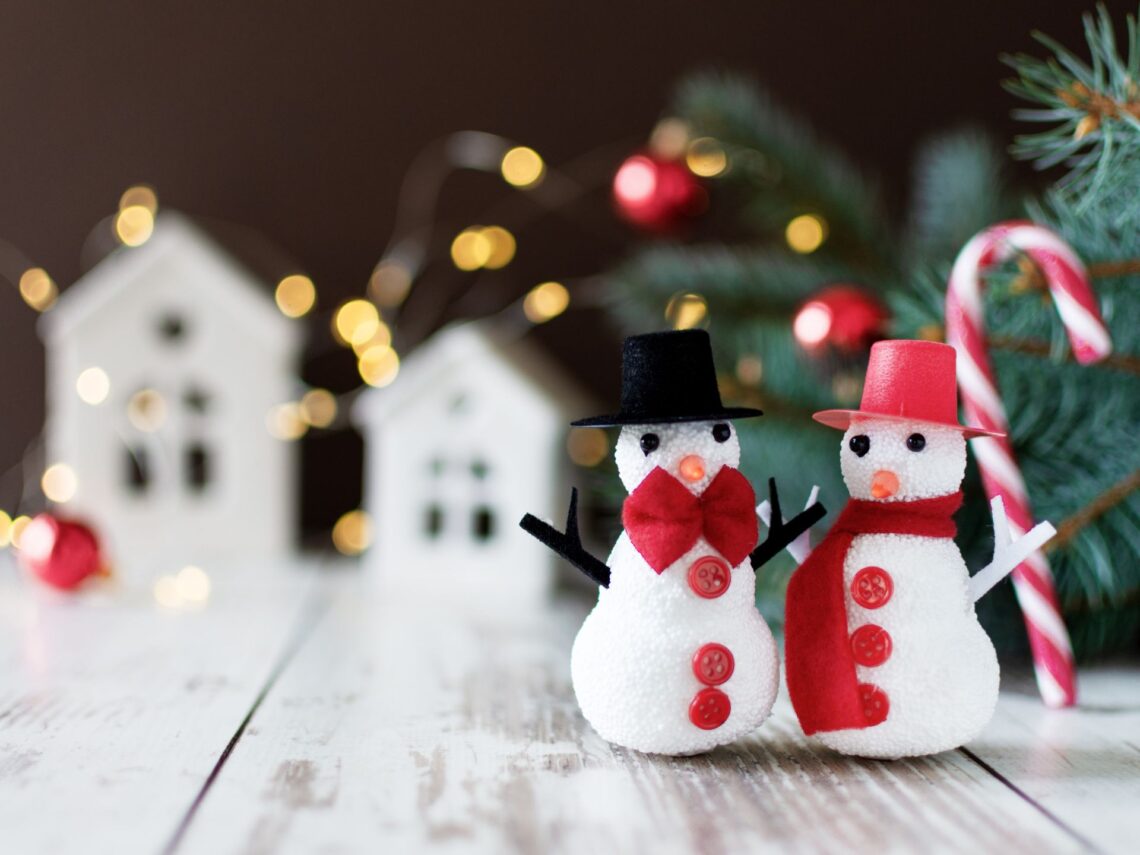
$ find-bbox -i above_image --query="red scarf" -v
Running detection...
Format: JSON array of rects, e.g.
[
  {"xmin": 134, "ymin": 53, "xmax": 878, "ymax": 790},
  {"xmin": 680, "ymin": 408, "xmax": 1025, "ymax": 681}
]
[
  {"xmin": 622, "ymin": 466, "xmax": 758, "ymax": 572},
  {"xmin": 785, "ymin": 492, "xmax": 962, "ymax": 735}
]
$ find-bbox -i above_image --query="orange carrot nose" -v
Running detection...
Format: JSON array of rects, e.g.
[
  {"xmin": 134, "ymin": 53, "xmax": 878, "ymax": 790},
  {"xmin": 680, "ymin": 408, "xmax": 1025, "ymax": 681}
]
[
  {"xmin": 679, "ymin": 455, "xmax": 706, "ymax": 482},
  {"xmin": 871, "ymin": 469, "xmax": 900, "ymax": 499}
]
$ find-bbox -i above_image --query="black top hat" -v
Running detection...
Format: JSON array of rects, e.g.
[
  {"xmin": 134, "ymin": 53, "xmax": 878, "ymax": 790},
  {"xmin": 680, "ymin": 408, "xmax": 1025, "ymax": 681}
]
[{"xmin": 571, "ymin": 329, "xmax": 763, "ymax": 427}]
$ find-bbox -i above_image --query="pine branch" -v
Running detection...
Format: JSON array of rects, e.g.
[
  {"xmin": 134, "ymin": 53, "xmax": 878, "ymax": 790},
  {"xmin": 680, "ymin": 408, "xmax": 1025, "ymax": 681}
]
[
  {"xmin": 1003, "ymin": 4, "xmax": 1140, "ymax": 204},
  {"xmin": 904, "ymin": 129, "xmax": 1022, "ymax": 264},
  {"xmin": 1047, "ymin": 467, "xmax": 1140, "ymax": 552},
  {"xmin": 671, "ymin": 72, "xmax": 895, "ymax": 269}
]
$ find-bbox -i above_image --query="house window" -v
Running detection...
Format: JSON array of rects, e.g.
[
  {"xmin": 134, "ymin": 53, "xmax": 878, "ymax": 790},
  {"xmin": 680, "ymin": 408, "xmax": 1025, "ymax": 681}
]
[
  {"xmin": 424, "ymin": 503, "xmax": 444, "ymax": 538},
  {"xmin": 421, "ymin": 455, "xmax": 497, "ymax": 543},
  {"xmin": 472, "ymin": 506, "xmax": 495, "ymax": 541},
  {"xmin": 125, "ymin": 445, "xmax": 150, "ymax": 493},
  {"xmin": 185, "ymin": 443, "xmax": 211, "ymax": 492},
  {"xmin": 183, "ymin": 386, "xmax": 210, "ymax": 414},
  {"xmin": 157, "ymin": 313, "xmax": 188, "ymax": 344}
]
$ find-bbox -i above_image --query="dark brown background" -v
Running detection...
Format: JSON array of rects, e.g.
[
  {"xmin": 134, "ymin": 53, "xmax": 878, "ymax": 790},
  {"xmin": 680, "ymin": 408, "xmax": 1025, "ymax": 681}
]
[{"xmin": 0, "ymin": 0, "xmax": 1104, "ymax": 536}]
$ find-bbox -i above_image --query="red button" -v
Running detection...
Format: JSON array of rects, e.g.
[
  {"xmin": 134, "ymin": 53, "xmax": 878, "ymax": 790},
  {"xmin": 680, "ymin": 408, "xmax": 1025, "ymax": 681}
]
[
  {"xmin": 688, "ymin": 556, "xmax": 730, "ymax": 599},
  {"xmin": 850, "ymin": 624, "xmax": 892, "ymax": 667},
  {"xmin": 851, "ymin": 566, "xmax": 893, "ymax": 609},
  {"xmin": 689, "ymin": 687, "xmax": 731, "ymax": 730},
  {"xmin": 692, "ymin": 643, "xmax": 735, "ymax": 686},
  {"xmin": 858, "ymin": 683, "xmax": 890, "ymax": 725}
]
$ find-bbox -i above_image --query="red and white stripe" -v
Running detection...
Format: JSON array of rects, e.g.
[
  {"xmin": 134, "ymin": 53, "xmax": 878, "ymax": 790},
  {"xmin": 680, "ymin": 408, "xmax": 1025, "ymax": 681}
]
[{"xmin": 946, "ymin": 220, "xmax": 1111, "ymax": 708}]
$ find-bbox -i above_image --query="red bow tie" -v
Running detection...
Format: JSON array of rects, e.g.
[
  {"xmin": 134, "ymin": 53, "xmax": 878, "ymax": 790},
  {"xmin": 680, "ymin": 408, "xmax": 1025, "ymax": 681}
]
[{"xmin": 622, "ymin": 466, "xmax": 758, "ymax": 573}]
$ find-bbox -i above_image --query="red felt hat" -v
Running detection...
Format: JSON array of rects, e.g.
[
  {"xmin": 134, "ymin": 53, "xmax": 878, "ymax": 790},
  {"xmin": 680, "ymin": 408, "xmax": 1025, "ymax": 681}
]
[{"xmin": 813, "ymin": 339, "xmax": 1004, "ymax": 438}]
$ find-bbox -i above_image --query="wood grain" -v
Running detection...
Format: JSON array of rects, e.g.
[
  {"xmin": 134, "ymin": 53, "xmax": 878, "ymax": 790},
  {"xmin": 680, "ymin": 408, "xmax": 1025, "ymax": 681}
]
[
  {"xmin": 967, "ymin": 665, "xmax": 1140, "ymax": 852},
  {"xmin": 181, "ymin": 574, "xmax": 1086, "ymax": 854},
  {"xmin": 0, "ymin": 557, "xmax": 317, "ymax": 854},
  {"xmin": 3, "ymin": 558, "xmax": 1134, "ymax": 854}
]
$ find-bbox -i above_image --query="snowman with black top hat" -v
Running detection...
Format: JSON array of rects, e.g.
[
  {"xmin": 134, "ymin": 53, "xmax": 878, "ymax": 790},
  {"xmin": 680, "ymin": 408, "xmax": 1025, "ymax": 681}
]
[{"xmin": 522, "ymin": 330, "xmax": 824, "ymax": 755}]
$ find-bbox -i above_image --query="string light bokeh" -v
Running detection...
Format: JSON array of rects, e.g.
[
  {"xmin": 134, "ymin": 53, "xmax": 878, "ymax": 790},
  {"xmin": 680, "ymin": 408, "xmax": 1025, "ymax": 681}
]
[{"xmin": 0, "ymin": 121, "xmax": 844, "ymax": 565}]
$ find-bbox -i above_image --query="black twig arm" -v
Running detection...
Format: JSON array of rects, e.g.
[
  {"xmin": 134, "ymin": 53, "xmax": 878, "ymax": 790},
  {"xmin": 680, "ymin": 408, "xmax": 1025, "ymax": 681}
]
[
  {"xmin": 520, "ymin": 488, "xmax": 612, "ymax": 588},
  {"xmin": 750, "ymin": 478, "xmax": 827, "ymax": 570}
]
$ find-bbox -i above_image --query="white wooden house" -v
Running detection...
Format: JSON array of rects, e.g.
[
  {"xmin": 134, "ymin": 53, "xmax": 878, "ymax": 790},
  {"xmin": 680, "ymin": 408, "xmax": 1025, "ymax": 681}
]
[
  {"xmin": 40, "ymin": 213, "xmax": 301, "ymax": 576},
  {"xmin": 354, "ymin": 322, "xmax": 588, "ymax": 608}
]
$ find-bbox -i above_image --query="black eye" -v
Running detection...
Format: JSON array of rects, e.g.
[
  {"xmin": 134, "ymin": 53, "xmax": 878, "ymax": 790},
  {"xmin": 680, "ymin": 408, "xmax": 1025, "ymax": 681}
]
[
  {"xmin": 640, "ymin": 433, "xmax": 660, "ymax": 456},
  {"xmin": 712, "ymin": 423, "xmax": 731, "ymax": 443},
  {"xmin": 849, "ymin": 434, "xmax": 870, "ymax": 457},
  {"xmin": 906, "ymin": 433, "xmax": 926, "ymax": 452}
]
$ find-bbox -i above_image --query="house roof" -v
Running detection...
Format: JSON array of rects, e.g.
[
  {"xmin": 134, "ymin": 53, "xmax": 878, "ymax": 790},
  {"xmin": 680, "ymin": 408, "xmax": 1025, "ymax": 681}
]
[
  {"xmin": 354, "ymin": 318, "xmax": 595, "ymax": 426},
  {"xmin": 39, "ymin": 211, "xmax": 302, "ymax": 353}
]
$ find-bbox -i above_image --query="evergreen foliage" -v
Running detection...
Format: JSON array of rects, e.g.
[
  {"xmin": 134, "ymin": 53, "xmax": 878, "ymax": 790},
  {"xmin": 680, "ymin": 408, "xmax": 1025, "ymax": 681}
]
[{"xmin": 594, "ymin": 4, "xmax": 1140, "ymax": 657}]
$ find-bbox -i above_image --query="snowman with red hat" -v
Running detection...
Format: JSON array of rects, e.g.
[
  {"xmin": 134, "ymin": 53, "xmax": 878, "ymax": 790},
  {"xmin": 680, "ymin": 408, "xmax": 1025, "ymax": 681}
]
[
  {"xmin": 785, "ymin": 339, "xmax": 1056, "ymax": 758},
  {"xmin": 522, "ymin": 330, "xmax": 824, "ymax": 755}
]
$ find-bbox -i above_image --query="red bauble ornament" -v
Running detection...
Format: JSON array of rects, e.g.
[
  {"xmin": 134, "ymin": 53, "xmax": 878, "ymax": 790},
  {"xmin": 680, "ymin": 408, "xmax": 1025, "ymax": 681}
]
[
  {"xmin": 18, "ymin": 514, "xmax": 105, "ymax": 590},
  {"xmin": 793, "ymin": 285, "xmax": 890, "ymax": 354},
  {"xmin": 612, "ymin": 152, "xmax": 705, "ymax": 232}
]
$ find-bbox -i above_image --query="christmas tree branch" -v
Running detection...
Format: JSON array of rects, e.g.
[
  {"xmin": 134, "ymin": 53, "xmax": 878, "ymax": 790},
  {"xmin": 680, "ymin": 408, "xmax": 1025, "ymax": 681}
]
[
  {"xmin": 1046, "ymin": 467, "xmax": 1140, "ymax": 552},
  {"xmin": 1003, "ymin": 4, "xmax": 1140, "ymax": 199},
  {"xmin": 1088, "ymin": 258, "xmax": 1140, "ymax": 277},
  {"xmin": 989, "ymin": 334, "xmax": 1140, "ymax": 375}
]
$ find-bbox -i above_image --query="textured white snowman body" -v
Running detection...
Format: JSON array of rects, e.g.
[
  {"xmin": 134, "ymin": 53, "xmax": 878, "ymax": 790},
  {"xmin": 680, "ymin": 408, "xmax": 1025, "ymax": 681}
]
[
  {"xmin": 816, "ymin": 420, "xmax": 1000, "ymax": 758},
  {"xmin": 571, "ymin": 420, "xmax": 779, "ymax": 755}
]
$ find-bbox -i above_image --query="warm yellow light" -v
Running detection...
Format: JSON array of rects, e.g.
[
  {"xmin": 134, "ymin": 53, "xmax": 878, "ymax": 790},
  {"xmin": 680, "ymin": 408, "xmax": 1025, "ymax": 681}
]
[
  {"xmin": 358, "ymin": 345, "xmax": 400, "ymax": 387},
  {"xmin": 151, "ymin": 565, "xmax": 210, "ymax": 609},
  {"xmin": 332, "ymin": 509, "xmax": 372, "ymax": 555},
  {"xmin": 351, "ymin": 320, "xmax": 392, "ymax": 356},
  {"xmin": 566, "ymin": 428, "xmax": 609, "ymax": 467},
  {"xmin": 665, "ymin": 293, "xmax": 708, "ymax": 330},
  {"xmin": 523, "ymin": 281, "xmax": 570, "ymax": 323},
  {"xmin": 300, "ymin": 388, "xmax": 338, "ymax": 428},
  {"xmin": 686, "ymin": 137, "xmax": 728, "ymax": 177},
  {"xmin": 370, "ymin": 261, "xmax": 413, "ymax": 307},
  {"xmin": 481, "ymin": 226, "xmax": 516, "ymax": 269},
  {"xmin": 19, "ymin": 268, "xmax": 57, "ymax": 312},
  {"xmin": 115, "ymin": 205, "xmax": 155, "ymax": 247},
  {"xmin": 127, "ymin": 388, "xmax": 167, "ymax": 432},
  {"xmin": 785, "ymin": 214, "xmax": 827, "ymax": 254},
  {"xmin": 649, "ymin": 117, "xmax": 691, "ymax": 160},
  {"xmin": 450, "ymin": 228, "xmax": 493, "ymax": 271},
  {"xmin": 266, "ymin": 402, "xmax": 308, "ymax": 440},
  {"xmin": 153, "ymin": 575, "xmax": 182, "ymax": 609},
  {"xmin": 832, "ymin": 372, "xmax": 862, "ymax": 404},
  {"xmin": 119, "ymin": 185, "xmax": 158, "ymax": 214},
  {"xmin": 42, "ymin": 463, "xmax": 78, "ymax": 504},
  {"xmin": 175, "ymin": 565, "xmax": 211, "ymax": 604},
  {"xmin": 333, "ymin": 299, "xmax": 380, "ymax": 346},
  {"xmin": 735, "ymin": 354, "xmax": 764, "ymax": 387},
  {"xmin": 8, "ymin": 515, "xmax": 31, "ymax": 550},
  {"xmin": 0, "ymin": 510, "xmax": 12, "ymax": 548},
  {"xmin": 75, "ymin": 367, "xmax": 111, "ymax": 405},
  {"xmin": 275, "ymin": 274, "xmax": 316, "ymax": 318},
  {"xmin": 501, "ymin": 146, "xmax": 545, "ymax": 188}
]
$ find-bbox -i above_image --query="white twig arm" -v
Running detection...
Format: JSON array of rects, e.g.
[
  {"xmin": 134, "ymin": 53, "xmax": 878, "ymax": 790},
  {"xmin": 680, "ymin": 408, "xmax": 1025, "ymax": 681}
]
[
  {"xmin": 968, "ymin": 496, "xmax": 1057, "ymax": 604},
  {"xmin": 757, "ymin": 485, "xmax": 821, "ymax": 565}
]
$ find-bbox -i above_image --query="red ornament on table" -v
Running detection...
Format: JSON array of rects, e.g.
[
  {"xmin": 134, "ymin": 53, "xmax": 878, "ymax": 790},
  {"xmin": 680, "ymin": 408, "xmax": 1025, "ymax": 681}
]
[
  {"xmin": 18, "ymin": 514, "xmax": 107, "ymax": 590},
  {"xmin": 793, "ymin": 285, "xmax": 890, "ymax": 354},
  {"xmin": 612, "ymin": 152, "xmax": 705, "ymax": 232}
]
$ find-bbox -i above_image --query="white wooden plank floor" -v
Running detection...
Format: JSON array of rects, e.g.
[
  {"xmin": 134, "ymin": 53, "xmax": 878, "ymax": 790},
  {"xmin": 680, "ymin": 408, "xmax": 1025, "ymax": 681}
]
[{"xmin": 1, "ymin": 559, "xmax": 1137, "ymax": 855}]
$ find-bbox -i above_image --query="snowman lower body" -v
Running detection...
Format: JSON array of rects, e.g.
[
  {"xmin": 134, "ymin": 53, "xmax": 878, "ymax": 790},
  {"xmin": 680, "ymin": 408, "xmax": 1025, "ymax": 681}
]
[
  {"xmin": 815, "ymin": 534, "xmax": 1000, "ymax": 759},
  {"xmin": 571, "ymin": 602, "xmax": 779, "ymax": 756}
]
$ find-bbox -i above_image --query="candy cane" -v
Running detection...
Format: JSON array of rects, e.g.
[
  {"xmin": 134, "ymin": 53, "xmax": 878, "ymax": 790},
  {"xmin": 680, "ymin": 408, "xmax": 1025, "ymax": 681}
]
[{"xmin": 946, "ymin": 220, "xmax": 1111, "ymax": 709}]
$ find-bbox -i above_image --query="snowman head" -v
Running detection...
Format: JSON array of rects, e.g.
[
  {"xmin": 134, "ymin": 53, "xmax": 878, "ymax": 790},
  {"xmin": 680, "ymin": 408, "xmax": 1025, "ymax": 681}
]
[
  {"xmin": 615, "ymin": 419, "xmax": 741, "ymax": 495},
  {"xmin": 839, "ymin": 418, "xmax": 965, "ymax": 502}
]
